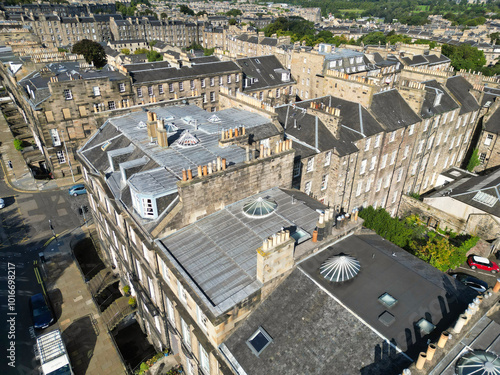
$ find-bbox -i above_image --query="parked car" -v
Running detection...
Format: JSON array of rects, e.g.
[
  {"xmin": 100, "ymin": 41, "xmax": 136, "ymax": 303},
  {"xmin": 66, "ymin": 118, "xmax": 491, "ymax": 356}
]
[
  {"xmin": 450, "ymin": 273, "xmax": 489, "ymax": 293},
  {"xmin": 68, "ymin": 184, "xmax": 86, "ymax": 197},
  {"xmin": 467, "ymin": 255, "xmax": 500, "ymax": 273},
  {"xmin": 0, "ymin": 198, "xmax": 4, "ymax": 209},
  {"xmin": 29, "ymin": 293, "xmax": 54, "ymax": 330}
]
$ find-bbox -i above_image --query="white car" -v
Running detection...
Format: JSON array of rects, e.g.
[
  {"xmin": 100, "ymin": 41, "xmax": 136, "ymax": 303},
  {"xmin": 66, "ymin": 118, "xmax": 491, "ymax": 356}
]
[{"xmin": 0, "ymin": 198, "xmax": 4, "ymax": 209}]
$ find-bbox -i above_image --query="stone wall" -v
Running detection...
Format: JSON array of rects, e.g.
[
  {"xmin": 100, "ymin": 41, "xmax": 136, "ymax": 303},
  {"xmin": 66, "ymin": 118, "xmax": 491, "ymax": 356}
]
[
  {"xmin": 173, "ymin": 149, "xmax": 295, "ymax": 228},
  {"xmin": 398, "ymin": 194, "xmax": 466, "ymax": 233}
]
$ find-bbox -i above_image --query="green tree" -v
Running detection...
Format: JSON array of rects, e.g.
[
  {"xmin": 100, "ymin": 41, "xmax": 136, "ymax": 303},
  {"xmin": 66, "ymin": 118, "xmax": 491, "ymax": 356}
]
[
  {"xmin": 466, "ymin": 148, "xmax": 481, "ymax": 172},
  {"xmin": 160, "ymin": 12, "xmax": 167, "ymax": 19},
  {"xmin": 178, "ymin": 5, "xmax": 194, "ymax": 16},
  {"xmin": 147, "ymin": 50, "xmax": 163, "ymax": 62},
  {"xmin": 13, "ymin": 139, "xmax": 23, "ymax": 151},
  {"xmin": 121, "ymin": 48, "xmax": 130, "ymax": 55},
  {"xmin": 204, "ymin": 48, "xmax": 215, "ymax": 56},
  {"xmin": 226, "ymin": 9, "xmax": 242, "ymax": 17},
  {"xmin": 442, "ymin": 44, "xmax": 486, "ymax": 71},
  {"xmin": 229, "ymin": 18, "xmax": 237, "ymax": 25},
  {"xmin": 72, "ymin": 39, "xmax": 107, "ymax": 68},
  {"xmin": 134, "ymin": 48, "xmax": 150, "ymax": 55},
  {"xmin": 414, "ymin": 236, "xmax": 455, "ymax": 272}
]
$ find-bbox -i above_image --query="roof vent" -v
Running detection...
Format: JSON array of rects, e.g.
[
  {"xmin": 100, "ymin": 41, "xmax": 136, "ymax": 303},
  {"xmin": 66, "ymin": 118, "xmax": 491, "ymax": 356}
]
[
  {"xmin": 242, "ymin": 197, "xmax": 277, "ymax": 218},
  {"xmin": 456, "ymin": 350, "xmax": 500, "ymax": 375},
  {"xmin": 320, "ymin": 254, "xmax": 360, "ymax": 282},
  {"xmin": 137, "ymin": 121, "xmax": 147, "ymax": 129},
  {"xmin": 176, "ymin": 130, "xmax": 200, "ymax": 148}
]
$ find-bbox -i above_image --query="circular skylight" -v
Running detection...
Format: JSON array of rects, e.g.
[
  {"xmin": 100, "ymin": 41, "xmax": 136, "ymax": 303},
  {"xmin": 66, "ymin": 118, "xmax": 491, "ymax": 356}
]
[
  {"xmin": 320, "ymin": 254, "xmax": 360, "ymax": 282},
  {"xmin": 456, "ymin": 350, "xmax": 500, "ymax": 375},
  {"xmin": 242, "ymin": 197, "xmax": 277, "ymax": 218},
  {"xmin": 176, "ymin": 130, "xmax": 200, "ymax": 147}
]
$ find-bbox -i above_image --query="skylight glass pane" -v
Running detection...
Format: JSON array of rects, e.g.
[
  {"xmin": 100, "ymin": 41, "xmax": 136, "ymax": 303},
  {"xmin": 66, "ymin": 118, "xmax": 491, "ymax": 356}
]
[
  {"xmin": 416, "ymin": 318, "xmax": 435, "ymax": 335},
  {"xmin": 379, "ymin": 293, "xmax": 397, "ymax": 308},
  {"xmin": 246, "ymin": 327, "xmax": 273, "ymax": 356}
]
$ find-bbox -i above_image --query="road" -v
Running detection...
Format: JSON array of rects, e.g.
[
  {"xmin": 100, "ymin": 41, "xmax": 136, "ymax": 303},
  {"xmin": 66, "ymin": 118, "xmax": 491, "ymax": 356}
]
[{"xmin": 0, "ymin": 165, "xmax": 88, "ymax": 374}]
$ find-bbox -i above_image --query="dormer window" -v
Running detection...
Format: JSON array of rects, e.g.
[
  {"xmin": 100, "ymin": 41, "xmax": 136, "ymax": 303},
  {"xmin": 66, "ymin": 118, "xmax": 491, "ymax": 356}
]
[{"xmin": 142, "ymin": 198, "xmax": 154, "ymax": 217}]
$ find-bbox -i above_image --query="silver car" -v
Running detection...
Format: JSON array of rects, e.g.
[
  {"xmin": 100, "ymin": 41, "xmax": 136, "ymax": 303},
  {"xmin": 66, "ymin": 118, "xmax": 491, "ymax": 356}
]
[{"xmin": 0, "ymin": 198, "xmax": 4, "ymax": 209}]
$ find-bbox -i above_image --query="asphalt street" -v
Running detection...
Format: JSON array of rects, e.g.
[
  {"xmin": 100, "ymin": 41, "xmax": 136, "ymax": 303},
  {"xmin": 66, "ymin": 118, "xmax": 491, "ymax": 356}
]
[{"xmin": 0, "ymin": 165, "xmax": 88, "ymax": 374}]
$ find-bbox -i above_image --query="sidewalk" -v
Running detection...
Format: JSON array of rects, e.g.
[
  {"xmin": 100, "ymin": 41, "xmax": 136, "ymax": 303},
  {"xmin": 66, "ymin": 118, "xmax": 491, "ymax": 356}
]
[
  {"xmin": 42, "ymin": 228, "xmax": 127, "ymax": 375},
  {"xmin": 0, "ymin": 110, "xmax": 83, "ymax": 192}
]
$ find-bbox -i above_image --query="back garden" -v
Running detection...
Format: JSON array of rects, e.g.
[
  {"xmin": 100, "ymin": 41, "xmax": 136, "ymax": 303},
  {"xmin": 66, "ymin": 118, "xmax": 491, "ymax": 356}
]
[{"xmin": 359, "ymin": 206, "xmax": 479, "ymax": 272}]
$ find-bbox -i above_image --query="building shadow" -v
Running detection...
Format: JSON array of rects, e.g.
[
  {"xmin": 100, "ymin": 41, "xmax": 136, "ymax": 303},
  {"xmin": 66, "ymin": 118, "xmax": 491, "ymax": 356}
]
[
  {"xmin": 62, "ymin": 315, "xmax": 98, "ymax": 375},
  {"xmin": 48, "ymin": 288, "xmax": 63, "ymax": 321}
]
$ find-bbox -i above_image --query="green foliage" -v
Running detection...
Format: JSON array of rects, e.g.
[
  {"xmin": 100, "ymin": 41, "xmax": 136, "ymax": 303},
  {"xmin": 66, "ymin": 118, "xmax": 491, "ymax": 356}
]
[
  {"xmin": 204, "ymin": 48, "xmax": 215, "ymax": 56},
  {"xmin": 187, "ymin": 43, "xmax": 203, "ymax": 50},
  {"xmin": 147, "ymin": 50, "xmax": 163, "ymax": 62},
  {"xmin": 13, "ymin": 138, "xmax": 23, "ymax": 151},
  {"xmin": 442, "ymin": 44, "xmax": 486, "ymax": 71},
  {"xmin": 128, "ymin": 297, "xmax": 137, "ymax": 307},
  {"xmin": 149, "ymin": 40, "xmax": 157, "ymax": 47},
  {"xmin": 160, "ymin": 12, "xmax": 167, "ymax": 19},
  {"xmin": 196, "ymin": 10, "xmax": 207, "ymax": 16},
  {"xmin": 467, "ymin": 148, "xmax": 481, "ymax": 172},
  {"xmin": 226, "ymin": 9, "xmax": 242, "ymax": 17},
  {"xmin": 178, "ymin": 4, "xmax": 195, "ymax": 16},
  {"xmin": 115, "ymin": 0, "xmax": 151, "ymax": 17},
  {"xmin": 229, "ymin": 18, "xmax": 237, "ymax": 25},
  {"xmin": 123, "ymin": 285, "xmax": 130, "ymax": 295},
  {"xmin": 408, "ymin": 192, "xmax": 421, "ymax": 200},
  {"xmin": 134, "ymin": 48, "xmax": 149, "ymax": 55},
  {"xmin": 135, "ymin": 349, "xmax": 172, "ymax": 375},
  {"xmin": 121, "ymin": 48, "xmax": 130, "ymax": 55},
  {"xmin": 72, "ymin": 39, "xmax": 107, "ymax": 68},
  {"xmin": 359, "ymin": 207, "xmax": 478, "ymax": 272},
  {"xmin": 57, "ymin": 47, "xmax": 68, "ymax": 53}
]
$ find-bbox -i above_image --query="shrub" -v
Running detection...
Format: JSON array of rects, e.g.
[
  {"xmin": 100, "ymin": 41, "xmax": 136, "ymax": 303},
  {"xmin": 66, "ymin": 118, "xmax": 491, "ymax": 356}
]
[
  {"xmin": 123, "ymin": 285, "xmax": 130, "ymax": 295},
  {"xmin": 13, "ymin": 139, "xmax": 23, "ymax": 151},
  {"xmin": 128, "ymin": 297, "xmax": 136, "ymax": 307}
]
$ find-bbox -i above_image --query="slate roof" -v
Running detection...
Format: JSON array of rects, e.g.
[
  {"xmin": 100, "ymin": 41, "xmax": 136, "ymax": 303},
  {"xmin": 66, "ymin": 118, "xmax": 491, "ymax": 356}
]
[
  {"xmin": 276, "ymin": 96, "xmax": 367, "ymax": 157},
  {"xmin": 421, "ymin": 80, "xmax": 460, "ymax": 119},
  {"xmin": 223, "ymin": 233, "xmax": 474, "ymax": 374},
  {"xmin": 157, "ymin": 187, "xmax": 320, "ymax": 315},
  {"xmin": 429, "ymin": 168, "xmax": 500, "ymax": 218},
  {"xmin": 445, "ymin": 76, "xmax": 480, "ymax": 115},
  {"xmin": 370, "ymin": 89, "xmax": 421, "ymax": 131},
  {"xmin": 236, "ymin": 55, "xmax": 293, "ymax": 91},
  {"xmin": 129, "ymin": 60, "xmax": 240, "ymax": 84},
  {"xmin": 484, "ymin": 105, "xmax": 500, "ymax": 134}
]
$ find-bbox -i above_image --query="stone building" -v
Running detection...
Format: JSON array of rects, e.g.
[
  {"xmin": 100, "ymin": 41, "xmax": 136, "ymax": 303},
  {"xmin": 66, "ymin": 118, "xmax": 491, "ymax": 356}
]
[
  {"xmin": 270, "ymin": 74, "xmax": 481, "ymax": 215},
  {"xmin": 77, "ymin": 104, "xmax": 343, "ymax": 375},
  {"xmin": 126, "ymin": 56, "xmax": 242, "ymax": 112},
  {"xmin": 235, "ymin": 55, "xmax": 295, "ymax": 106}
]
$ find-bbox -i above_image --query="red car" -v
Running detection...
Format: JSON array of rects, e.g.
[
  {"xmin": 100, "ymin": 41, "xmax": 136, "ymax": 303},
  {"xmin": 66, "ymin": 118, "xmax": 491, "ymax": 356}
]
[{"xmin": 467, "ymin": 255, "xmax": 500, "ymax": 273}]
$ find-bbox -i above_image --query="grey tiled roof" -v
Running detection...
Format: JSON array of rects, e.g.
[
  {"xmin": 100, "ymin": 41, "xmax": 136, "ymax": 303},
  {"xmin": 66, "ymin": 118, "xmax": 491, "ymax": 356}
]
[
  {"xmin": 445, "ymin": 76, "xmax": 480, "ymax": 115},
  {"xmin": 371, "ymin": 89, "xmax": 421, "ymax": 131}
]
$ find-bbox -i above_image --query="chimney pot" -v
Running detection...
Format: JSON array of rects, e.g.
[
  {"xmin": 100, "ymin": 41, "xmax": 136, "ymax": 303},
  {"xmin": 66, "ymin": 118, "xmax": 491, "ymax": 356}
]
[
  {"xmin": 217, "ymin": 156, "xmax": 222, "ymax": 171},
  {"xmin": 182, "ymin": 169, "xmax": 187, "ymax": 181},
  {"xmin": 235, "ymin": 128, "xmax": 239, "ymax": 137},
  {"xmin": 197, "ymin": 165, "xmax": 202, "ymax": 177},
  {"xmin": 222, "ymin": 158, "xmax": 227, "ymax": 170},
  {"xmin": 187, "ymin": 169, "xmax": 193, "ymax": 180},
  {"xmin": 203, "ymin": 165, "xmax": 208, "ymax": 176},
  {"xmin": 312, "ymin": 230, "xmax": 318, "ymax": 243},
  {"xmin": 207, "ymin": 163, "xmax": 213, "ymax": 174},
  {"xmin": 416, "ymin": 353, "xmax": 427, "ymax": 370},
  {"xmin": 262, "ymin": 240, "xmax": 268, "ymax": 251},
  {"xmin": 426, "ymin": 344, "xmax": 437, "ymax": 361},
  {"xmin": 437, "ymin": 332, "xmax": 450, "ymax": 348}
]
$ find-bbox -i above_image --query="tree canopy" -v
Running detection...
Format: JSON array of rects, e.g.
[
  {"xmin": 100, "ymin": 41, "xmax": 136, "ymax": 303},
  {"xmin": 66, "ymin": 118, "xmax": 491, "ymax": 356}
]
[
  {"xmin": 178, "ymin": 5, "xmax": 194, "ymax": 16},
  {"xmin": 442, "ymin": 43, "xmax": 486, "ymax": 71},
  {"xmin": 72, "ymin": 39, "xmax": 107, "ymax": 68}
]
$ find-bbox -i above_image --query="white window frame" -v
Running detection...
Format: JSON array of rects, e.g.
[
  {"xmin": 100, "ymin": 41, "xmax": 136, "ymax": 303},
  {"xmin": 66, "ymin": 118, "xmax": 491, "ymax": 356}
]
[
  {"xmin": 321, "ymin": 174, "xmax": 328, "ymax": 191},
  {"xmin": 93, "ymin": 86, "xmax": 100, "ymax": 96},
  {"xmin": 306, "ymin": 158, "xmax": 314, "ymax": 173},
  {"xmin": 50, "ymin": 128, "xmax": 61, "ymax": 146},
  {"xmin": 63, "ymin": 89, "xmax": 73, "ymax": 100},
  {"xmin": 324, "ymin": 151, "xmax": 331, "ymax": 167}
]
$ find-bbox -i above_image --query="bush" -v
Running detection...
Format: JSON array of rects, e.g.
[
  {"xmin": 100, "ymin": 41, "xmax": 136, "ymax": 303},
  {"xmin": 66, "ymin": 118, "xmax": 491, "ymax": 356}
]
[
  {"xmin": 13, "ymin": 139, "xmax": 23, "ymax": 151},
  {"xmin": 123, "ymin": 285, "xmax": 130, "ymax": 295},
  {"xmin": 128, "ymin": 297, "xmax": 136, "ymax": 307},
  {"xmin": 467, "ymin": 148, "xmax": 481, "ymax": 172}
]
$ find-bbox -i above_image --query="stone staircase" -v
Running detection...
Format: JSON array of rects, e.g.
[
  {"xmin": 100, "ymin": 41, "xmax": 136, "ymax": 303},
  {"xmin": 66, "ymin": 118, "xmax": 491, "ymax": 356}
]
[
  {"xmin": 102, "ymin": 296, "xmax": 136, "ymax": 331},
  {"xmin": 88, "ymin": 267, "xmax": 118, "ymax": 296}
]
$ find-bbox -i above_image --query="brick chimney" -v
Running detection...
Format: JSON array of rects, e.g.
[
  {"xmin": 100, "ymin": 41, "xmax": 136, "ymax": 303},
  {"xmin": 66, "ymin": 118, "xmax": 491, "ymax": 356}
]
[
  {"xmin": 147, "ymin": 111, "xmax": 157, "ymax": 140},
  {"xmin": 308, "ymin": 101, "xmax": 342, "ymax": 138},
  {"xmin": 156, "ymin": 118, "xmax": 169, "ymax": 148}
]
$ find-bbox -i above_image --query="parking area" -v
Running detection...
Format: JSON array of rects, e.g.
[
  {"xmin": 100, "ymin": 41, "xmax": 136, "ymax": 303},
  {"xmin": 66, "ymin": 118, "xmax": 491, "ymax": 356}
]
[{"xmin": 450, "ymin": 253, "xmax": 500, "ymax": 288}]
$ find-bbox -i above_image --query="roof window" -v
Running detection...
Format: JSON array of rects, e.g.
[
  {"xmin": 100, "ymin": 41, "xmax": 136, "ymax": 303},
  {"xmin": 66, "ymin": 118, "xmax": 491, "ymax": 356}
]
[
  {"xmin": 378, "ymin": 311, "xmax": 395, "ymax": 327},
  {"xmin": 416, "ymin": 318, "xmax": 435, "ymax": 335},
  {"xmin": 246, "ymin": 327, "xmax": 272, "ymax": 356},
  {"xmin": 101, "ymin": 141, "xmax": 111, "ymax": 151},
  {"xmin": 176, "ymin": 130, "xmax": 200, "ymax": 148},
  {"xmin": 378, "ymin": 293, "xmax": 397, "ymax": 308},
  {"xmin": 320, "ymin": 254, "xmax": 360, "ymax": 282},
  {"xmin": 472, "ymin": 191, "xmax": 498, "ymax": 207}
]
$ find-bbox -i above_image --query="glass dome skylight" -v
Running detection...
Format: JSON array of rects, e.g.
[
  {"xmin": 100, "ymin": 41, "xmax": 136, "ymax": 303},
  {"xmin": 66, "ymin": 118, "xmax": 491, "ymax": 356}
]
[
  {"xmin": 320, "ymin": 254, "xmax": 360, "ymax": 282},
  {"xmin": 176, "ymin": 130, "xmax": 200, "ymax": 147},
  {"xmin": 164, "ymin": 122, "xmax": 178, "ymax": 133},
  {"xmin": 242, "ymin": 197, "xmax": 277, "ymax": 218},
  {"xmin": 456, "ymin": 350, "xmax": 500, "ymax": 375}
]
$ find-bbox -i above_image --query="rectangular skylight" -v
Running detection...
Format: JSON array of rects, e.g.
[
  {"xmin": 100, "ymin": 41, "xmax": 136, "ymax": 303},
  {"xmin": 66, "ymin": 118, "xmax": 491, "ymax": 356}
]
[
  {"xmin": 246, "ymin": 327, "xmax": 272, "ymax": 357},
  {"xmin": 472, "ymin": 191, "xmax": 498, "ymax": 207},
  {"xmin": 416, "ymin": 318, "xmax": 436, "ymax": 335},
  {"xmin": 378, "ymin": 293, "xmax": 397, "ymax": 308}
]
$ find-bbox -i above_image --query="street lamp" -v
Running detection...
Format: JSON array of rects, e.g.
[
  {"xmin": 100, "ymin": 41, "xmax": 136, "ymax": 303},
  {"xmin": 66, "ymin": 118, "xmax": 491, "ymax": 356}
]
[{"xmin": 60, "ymin": 129, "xmax": 75, "ymax": 182}]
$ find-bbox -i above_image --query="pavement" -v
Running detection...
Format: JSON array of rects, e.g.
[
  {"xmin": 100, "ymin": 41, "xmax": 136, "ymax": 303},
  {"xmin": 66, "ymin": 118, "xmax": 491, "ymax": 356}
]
[
  {"xmin": 0, "ymin": 105, "xmax": 83, "ymax": 193},
  {"xmin": 41, "ymin": 228, "xmax": 127, "ymax": 375}
]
